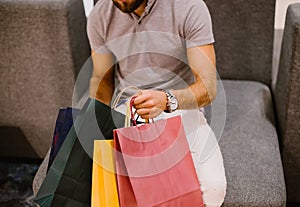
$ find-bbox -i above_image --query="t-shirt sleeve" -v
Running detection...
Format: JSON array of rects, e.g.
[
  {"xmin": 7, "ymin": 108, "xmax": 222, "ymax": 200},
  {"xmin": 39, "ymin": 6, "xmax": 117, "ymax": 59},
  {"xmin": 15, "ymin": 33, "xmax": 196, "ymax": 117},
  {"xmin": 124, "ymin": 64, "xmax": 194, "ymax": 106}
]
[
  {"xmin": 87, "ymin": 7, "xmax": 111, "ymax": 53},
  {"xmin": 184, "ymin": 0, "xmax": 215, "ymax": 48}
]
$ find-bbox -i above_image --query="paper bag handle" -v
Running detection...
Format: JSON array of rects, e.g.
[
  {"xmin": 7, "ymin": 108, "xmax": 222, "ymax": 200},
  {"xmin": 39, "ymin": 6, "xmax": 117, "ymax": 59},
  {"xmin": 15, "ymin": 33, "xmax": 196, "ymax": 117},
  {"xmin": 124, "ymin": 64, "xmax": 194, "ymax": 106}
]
[
  {"xmin": 128, "ymin": 96, "xmax": 138, "ymax": 126},
  {"xmin": 112, "ymin": 86, "xmax": 141, "ymax": 109}
]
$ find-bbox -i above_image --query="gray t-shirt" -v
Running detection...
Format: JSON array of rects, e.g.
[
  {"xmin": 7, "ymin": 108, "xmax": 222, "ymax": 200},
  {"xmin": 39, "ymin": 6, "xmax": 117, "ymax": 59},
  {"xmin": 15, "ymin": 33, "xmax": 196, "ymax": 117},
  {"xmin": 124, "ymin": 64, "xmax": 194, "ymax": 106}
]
[{"xmin": 87, "ymin": 0, "xmax": 214, "ymax": 99}]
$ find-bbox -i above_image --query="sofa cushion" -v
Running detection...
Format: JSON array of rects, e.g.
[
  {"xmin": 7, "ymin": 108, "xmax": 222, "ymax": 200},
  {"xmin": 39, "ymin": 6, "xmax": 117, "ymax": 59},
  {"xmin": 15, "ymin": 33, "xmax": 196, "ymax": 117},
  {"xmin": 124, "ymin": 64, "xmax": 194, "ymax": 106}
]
[{"xmin": 207, "ymin": 80, "xmax": 286, "ymax": 207}]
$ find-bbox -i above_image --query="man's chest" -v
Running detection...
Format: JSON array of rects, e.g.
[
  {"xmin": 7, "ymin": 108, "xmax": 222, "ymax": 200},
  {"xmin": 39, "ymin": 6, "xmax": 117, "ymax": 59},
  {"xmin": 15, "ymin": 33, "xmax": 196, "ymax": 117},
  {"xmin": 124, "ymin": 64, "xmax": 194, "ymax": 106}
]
[{"xmin": 103, "ymin": 13, "xmax": 187, "ymax": 62}]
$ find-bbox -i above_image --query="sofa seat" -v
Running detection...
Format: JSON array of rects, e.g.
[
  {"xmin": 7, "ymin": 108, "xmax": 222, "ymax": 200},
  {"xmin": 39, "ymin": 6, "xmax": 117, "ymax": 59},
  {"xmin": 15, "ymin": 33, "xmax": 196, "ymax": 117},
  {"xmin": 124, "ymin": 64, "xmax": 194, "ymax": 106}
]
[{"xmin": 215, "ymin": 80, "xmax": 286, "ymax": 207}]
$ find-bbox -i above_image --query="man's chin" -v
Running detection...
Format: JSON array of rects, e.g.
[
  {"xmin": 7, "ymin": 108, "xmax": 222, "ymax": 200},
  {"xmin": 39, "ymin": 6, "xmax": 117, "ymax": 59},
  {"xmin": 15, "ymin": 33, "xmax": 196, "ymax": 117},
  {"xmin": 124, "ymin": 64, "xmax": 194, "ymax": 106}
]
[{"xmin": 112, "ymin": 0, "xmax": 145, "ymax": 14}]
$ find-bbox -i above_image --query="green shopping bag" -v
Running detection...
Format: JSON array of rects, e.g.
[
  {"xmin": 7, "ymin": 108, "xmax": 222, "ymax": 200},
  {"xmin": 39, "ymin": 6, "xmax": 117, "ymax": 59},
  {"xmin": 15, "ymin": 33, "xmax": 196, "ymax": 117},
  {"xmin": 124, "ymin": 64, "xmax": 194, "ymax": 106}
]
[{"xmin": 34, "ymin": 98, "xmax": 125, "ymax": 207}]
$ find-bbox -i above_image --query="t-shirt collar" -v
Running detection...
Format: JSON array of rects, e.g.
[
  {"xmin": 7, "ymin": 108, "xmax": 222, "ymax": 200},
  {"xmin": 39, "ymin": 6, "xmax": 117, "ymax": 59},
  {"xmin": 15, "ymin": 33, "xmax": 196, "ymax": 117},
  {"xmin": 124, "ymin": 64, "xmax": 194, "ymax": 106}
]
[{"xmin": 144, "ymin": 0, "xmax": 157, "ymax": 15}]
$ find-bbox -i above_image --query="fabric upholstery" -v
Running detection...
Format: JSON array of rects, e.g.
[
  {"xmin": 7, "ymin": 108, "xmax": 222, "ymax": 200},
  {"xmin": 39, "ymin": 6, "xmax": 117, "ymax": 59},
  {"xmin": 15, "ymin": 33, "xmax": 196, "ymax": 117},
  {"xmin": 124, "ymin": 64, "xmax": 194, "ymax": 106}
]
[
  {"xmin": 0, "ymin": 0, "xmax": 292, "ymax": 206},
  {"xmin": 205, "ymin": 0, "xmax": 275, "ymax": 85},
  {"xmin": 0, "ymin": 0, "xmax": 90, "ymax": 157},
  {"xmin": 207, "ymin": 80, "xmax": 286, "ymax": 207},
  {"xmin": 273, "ymin": 3, "xmax": 300, "ymax": 203}
]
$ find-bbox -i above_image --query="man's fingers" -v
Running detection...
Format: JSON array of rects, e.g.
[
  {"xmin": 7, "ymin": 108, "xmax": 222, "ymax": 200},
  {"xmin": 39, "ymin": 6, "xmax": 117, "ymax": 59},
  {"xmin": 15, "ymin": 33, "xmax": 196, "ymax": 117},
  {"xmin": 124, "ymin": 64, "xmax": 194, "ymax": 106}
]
[
  {"xmin": 136, "ymin": 107, "xmax": 163, "ymax": 119},
  {"xmin": 136, "ymin": 108, "xmax": 149, "ymax": 115},
  {"xmin": 133, "ymin": 90, "xmax": 153, "ymax": 105},
  {"xmin": 140, "ymin": 110, "xmax": 162, "ymax": 119},
  {"xmin": 134, "ymin": 100, "xmax": 155, "ymax": 109},
  {"xmin": 133, "ymin": 94, "xmax": 146, "ymax": 105}
]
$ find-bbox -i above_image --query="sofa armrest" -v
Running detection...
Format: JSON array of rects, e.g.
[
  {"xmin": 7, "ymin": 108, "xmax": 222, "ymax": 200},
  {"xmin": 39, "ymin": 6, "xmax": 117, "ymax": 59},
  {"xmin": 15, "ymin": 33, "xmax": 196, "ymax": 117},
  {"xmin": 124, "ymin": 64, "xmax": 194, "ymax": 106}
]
[
  {"xmin": 273, "ymin": 3, "xmax": 300, "ymax": 203},
  {"xmin": 0, "ymin": 0, "xmax": 90, "ymax": 157}
]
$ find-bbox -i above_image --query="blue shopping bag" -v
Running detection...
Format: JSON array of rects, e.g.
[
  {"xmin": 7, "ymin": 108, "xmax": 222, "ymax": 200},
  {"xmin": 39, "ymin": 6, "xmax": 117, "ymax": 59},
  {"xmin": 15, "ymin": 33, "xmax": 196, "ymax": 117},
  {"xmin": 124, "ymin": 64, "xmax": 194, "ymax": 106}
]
[{"xmin": 47, "ymin": 107, "xmax": 80, "ymax": 170}]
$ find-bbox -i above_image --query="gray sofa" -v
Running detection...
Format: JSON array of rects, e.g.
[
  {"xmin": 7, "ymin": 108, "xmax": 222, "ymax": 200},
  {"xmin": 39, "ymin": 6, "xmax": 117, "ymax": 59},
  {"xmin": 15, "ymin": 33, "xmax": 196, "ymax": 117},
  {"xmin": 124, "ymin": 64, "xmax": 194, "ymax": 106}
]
[
  {"xmin": 205, "ymin": 0, "xmax": 286, "ymax": 206},
  {"xmin": 1, "ymin": 0, "xmax": 300, "ymax": 206},
  {"xmin": 0, "ymin": 0, "xmax": 90, "ymax": 158}
]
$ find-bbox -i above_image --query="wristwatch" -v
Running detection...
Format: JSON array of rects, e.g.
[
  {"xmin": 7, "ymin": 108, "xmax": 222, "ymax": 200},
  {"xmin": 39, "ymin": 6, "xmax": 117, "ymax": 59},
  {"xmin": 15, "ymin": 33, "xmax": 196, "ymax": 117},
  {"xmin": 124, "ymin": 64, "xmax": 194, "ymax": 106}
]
[{"xmin": 164, "ymin": 90, "xmax": 178, "ymax": 113}]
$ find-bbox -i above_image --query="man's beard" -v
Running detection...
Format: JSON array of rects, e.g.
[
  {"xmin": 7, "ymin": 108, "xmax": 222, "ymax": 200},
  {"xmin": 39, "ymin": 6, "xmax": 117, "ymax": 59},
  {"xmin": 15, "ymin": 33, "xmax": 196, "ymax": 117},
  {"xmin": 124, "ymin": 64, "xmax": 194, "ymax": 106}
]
[{"xmin": 112, "ymin": 0, "xmax": 145, "ymax": 13}]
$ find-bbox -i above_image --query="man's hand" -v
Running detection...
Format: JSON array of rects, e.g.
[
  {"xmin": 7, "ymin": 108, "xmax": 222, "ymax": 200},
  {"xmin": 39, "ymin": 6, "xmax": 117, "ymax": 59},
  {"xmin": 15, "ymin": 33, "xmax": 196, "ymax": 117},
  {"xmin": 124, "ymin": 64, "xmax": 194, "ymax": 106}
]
[{"xmin": 133, "ymin": 90, "xmax": 167, "ymax": 119}]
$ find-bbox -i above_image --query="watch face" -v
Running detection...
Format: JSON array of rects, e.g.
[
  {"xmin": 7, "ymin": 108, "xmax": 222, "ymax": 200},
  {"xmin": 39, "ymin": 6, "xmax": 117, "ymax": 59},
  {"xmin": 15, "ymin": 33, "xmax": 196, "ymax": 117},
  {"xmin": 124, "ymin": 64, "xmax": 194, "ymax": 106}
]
[{"xmin": 170, "ymin": 97, "xmax": 178, "ymax": 110}]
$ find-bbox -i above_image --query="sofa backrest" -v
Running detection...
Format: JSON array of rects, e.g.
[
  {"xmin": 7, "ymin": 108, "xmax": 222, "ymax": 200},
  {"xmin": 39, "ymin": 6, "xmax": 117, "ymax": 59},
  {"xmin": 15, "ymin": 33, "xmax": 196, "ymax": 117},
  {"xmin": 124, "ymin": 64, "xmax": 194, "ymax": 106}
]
[
  {"xmin": 0, "ymin": 0, "xmax": 90, "ymax": 157},
  {"xmin": 205, "ymin": 0, "xmax": 275, "ymax": 85}
]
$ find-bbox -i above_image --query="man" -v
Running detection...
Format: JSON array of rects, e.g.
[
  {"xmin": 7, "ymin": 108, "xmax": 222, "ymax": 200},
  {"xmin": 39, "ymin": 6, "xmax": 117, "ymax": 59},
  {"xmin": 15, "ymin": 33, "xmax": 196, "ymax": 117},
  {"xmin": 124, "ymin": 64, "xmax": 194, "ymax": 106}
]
[{"xmin": 87, "ymin": 0, "xmax": 226, "ymax": 206}]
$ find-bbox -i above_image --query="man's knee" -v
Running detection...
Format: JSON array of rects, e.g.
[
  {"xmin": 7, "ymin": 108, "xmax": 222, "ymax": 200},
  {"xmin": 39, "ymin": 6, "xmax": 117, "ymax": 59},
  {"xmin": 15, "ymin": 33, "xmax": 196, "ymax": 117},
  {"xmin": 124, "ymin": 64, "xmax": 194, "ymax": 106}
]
[{"xmin": 201, "ymin": 180, "xmax": 227, "ymax": 207}]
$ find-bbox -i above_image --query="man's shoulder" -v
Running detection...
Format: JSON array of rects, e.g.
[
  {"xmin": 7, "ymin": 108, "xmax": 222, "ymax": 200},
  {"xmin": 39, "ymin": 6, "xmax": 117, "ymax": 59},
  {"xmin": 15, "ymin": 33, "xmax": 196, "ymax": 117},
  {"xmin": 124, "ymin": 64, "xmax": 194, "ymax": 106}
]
[
  {"xmin": 166, "ymin": 0, "xmax": 208, "ymax": 17},
  {"xmin": 89, "ymin": 0, "xmax": 114, "ymax": 19},
  {"xmin": 94, "ymin": 0, "xmax": 114, "ymax": 9},
  {"xmin": 171, "ymin": 0, "xmax": 207, "ymax": 10}
]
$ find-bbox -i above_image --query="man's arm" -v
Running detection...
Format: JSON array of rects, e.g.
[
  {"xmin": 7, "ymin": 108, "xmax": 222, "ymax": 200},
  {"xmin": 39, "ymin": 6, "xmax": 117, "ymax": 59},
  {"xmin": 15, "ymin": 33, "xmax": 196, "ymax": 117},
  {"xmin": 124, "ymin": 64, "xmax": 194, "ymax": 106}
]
[
  {"xmin": 89, "ymin": 50, "xmax": 115, "ymax": 105},
  {"xmin": 133, "ymin": 44, "xmax": 216, "ymax": 119},
  {"xmin": 173, "ymin": 44, "xmax": 216, "ymax": 109}
]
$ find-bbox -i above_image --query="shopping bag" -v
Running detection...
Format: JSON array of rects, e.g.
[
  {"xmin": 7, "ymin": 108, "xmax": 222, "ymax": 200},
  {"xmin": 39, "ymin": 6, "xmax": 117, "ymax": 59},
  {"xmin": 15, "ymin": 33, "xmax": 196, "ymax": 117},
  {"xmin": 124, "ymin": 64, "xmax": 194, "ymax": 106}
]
[
  {"xmin": 34, "ymin": 98, "xmax": 125, "ymax": 207},
  {"xmin": 48, "ymin": 107, "xmax": 80, "ymax": 170},
  {"xmin": 114, "ymin": 97, "xmax": 204, "ymax": 207},
  {"xmin": 91, "ymin": 140, "xmax": 120, "ymax": 207}
]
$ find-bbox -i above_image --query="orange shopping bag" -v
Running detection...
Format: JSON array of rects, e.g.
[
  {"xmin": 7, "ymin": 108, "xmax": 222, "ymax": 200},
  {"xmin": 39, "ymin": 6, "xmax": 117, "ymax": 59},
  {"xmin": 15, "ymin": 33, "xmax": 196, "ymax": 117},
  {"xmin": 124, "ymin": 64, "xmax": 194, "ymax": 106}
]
[{"xmin": 91, "ymin": 140, "xmax": 120, "ymax": 207}]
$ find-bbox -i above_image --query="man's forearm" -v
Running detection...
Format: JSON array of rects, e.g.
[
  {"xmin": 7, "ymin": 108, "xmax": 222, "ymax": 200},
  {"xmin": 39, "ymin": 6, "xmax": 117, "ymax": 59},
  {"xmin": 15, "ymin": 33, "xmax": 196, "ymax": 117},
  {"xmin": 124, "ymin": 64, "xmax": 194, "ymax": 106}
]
[
  {"xmin": 172, "ymin": 77, "xmax": 216, "ymax": 109},
  {"xmin": 89, "ymin": 51, "xmax": 115, "ymax": 105},
  {"xmin": 89, "ymin": 76, "xmax": 114, "ymax": 106}
]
